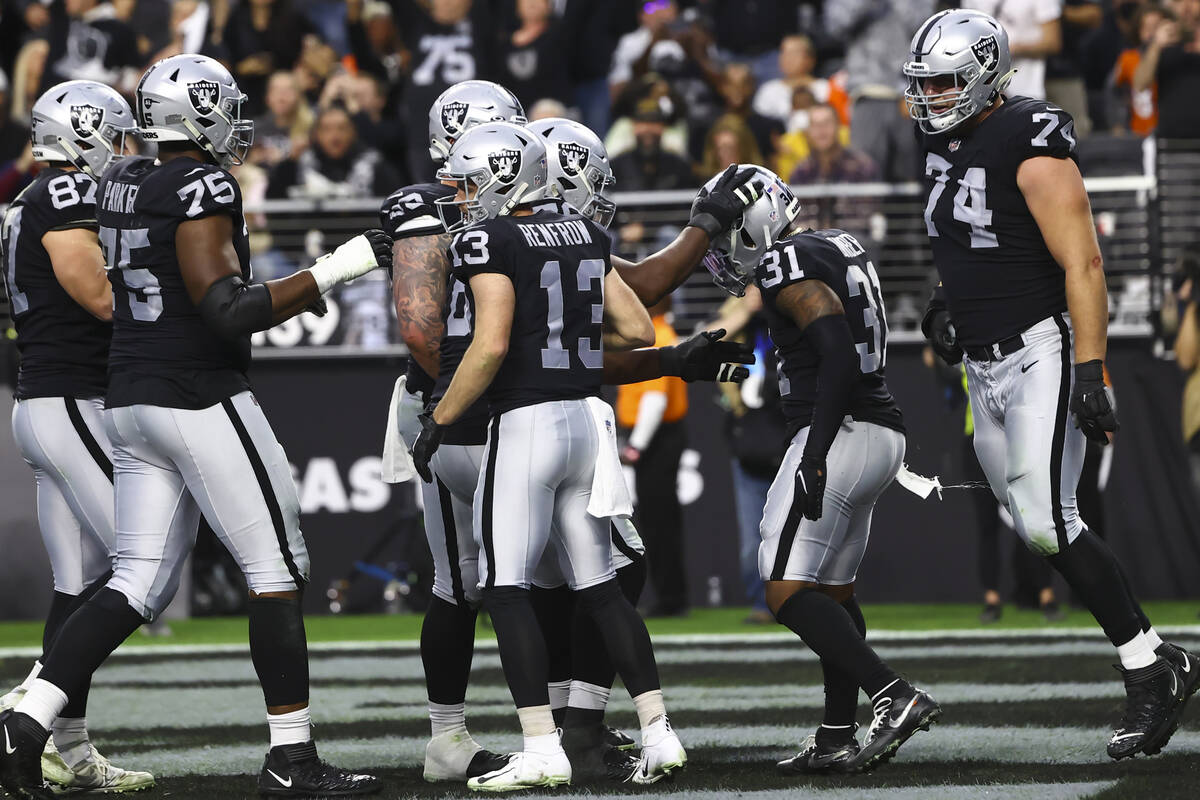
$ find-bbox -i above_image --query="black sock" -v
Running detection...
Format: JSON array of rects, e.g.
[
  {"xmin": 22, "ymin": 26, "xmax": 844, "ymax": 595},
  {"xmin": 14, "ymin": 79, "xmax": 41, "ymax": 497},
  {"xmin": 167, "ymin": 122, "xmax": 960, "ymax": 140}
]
[
  {"xmin": 248, "ymin": 595, "xmax": 309, "ymax": 707},
  {"xmin": 39, "ymin": 588, "xmax": 143, "ymax": 702},
  {"xmin": 574, "ymin": 578, "xmax": 660, "ymax": 698},
  {"xmin": 484, "ymin": 586, "xmax": 550, "ymax": 709},
  {"xmin": 420, "ymin": 596, "xmax": 478, "ymax": 705},
  {"xmin": 1108, "ymin": 543, "xmax": 1153, "ymax": 633},
  {"xmin": 775, "ymin": 590, "xmax": 902, "ymax": 699},
  {"xmin": 41, "ymin": 571, "xmax": 112, "ymax": 662},
  {"xmin": 531, "ymin": 585, "xmax": 574, "ymax": 725},
  {"xmin": 820, "ymin": 595, "xmax": 867, "ymax": 729},
  {"xmin": 1046, "ymin": 529, "xmax": 1142, "ymax": 646}
]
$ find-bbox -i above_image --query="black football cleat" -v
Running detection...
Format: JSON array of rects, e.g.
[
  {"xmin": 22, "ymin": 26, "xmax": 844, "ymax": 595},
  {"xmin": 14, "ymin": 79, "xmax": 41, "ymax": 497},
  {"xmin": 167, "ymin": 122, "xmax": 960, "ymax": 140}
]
[
  {"xmin": 562, "ymin": 725, "xmax": 639, "ymax": 783},
  {"xmin": 777, "ymin": 728, "xmax": 860, "ymax": 775},
  {"xmin": 258, "ymin": 741, "xmax": 380, "ymax": 796},
  {"xmin": 465, "ymin": 749, "xmax": 514, "ymax": 779},
  {"xmin": 1108, "ymin": 656, "xmax": 1188, "ymax": 760},
  {"xmin": 1156, "ymin": 642, "xmax": 1200, "ymax": 700},
  {"xmin": 0, "ymin": 710, "xmax": 54, "ymax": 800},
  {"xmin": 848, "ymin": 684, "xmax": 940, "ymax": 773},
  {"xmin": 603, "ymin": 725, "xmax": 637, "ymax": 751}
]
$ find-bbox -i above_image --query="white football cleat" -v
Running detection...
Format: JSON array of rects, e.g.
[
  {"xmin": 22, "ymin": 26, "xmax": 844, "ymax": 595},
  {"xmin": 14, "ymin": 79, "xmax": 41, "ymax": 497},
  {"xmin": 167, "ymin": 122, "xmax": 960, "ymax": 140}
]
[
  {"xmin": 43, "ymin": 743, "xmax": 155, "ymax": 794},
  {"xmin": 633, "ymin": 716, "xmax": 686, "ymax": 785},
  {"xmin": 466, "ymin": 750, "xmax": 571, "ymax": 793}
]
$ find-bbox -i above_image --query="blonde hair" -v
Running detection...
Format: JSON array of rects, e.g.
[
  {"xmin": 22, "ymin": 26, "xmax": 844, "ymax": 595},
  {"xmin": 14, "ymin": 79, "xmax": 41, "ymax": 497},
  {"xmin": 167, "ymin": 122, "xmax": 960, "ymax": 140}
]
[
  {"xmin": 10, "ymin": 39, "xmax": 50, "ymax": 124},
  {"xmin": 700, "ymin": 113, "xmax": 764, "ymax": 178}
]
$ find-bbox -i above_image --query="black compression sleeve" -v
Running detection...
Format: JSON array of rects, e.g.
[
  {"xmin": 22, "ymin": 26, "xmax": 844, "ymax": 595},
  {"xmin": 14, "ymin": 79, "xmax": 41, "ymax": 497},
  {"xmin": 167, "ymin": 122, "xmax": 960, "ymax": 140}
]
[
  {"xmin": 197, "ymin": 274, "xmax": 274, "ymax": 341},
  {"xmin": 803, "ymin": 314, "xmax": 858, "ymax": 463}
]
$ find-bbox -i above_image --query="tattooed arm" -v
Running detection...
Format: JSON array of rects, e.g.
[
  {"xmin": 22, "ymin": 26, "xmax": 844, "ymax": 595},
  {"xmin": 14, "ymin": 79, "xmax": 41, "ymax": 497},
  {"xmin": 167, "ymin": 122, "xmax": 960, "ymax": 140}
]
[{"xmin": 392, "ymin": 232, "xmax": 454, "ymax": 377}]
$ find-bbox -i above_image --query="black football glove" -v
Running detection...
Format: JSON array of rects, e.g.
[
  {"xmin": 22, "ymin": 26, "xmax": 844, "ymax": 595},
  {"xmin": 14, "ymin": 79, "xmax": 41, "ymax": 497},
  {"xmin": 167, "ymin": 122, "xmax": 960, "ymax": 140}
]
[
  {"xmin": 659, "ymin": 328, "xmax": 755, "ymax": 383},
  {"xmin": 922, "ymin": 308, "xmax": 962, "ymax": 366},
  {"xmin": 303, "ymin": 296, "xmax": 328, "ymax": 317},
  {"xmin": 1070, "ymin": 360, "xmax": 1118, "ymax": 446},
  {"xmin": 689, "ymin": 164, "xmax": 763, "ymax": 239},
  {"xmin": 363, "ymin": 228, "xmax": 394, "ymax": 275},
  {"xmin": 794, "ymin": 456, "xmax": 826, "ymax": 522},
  {"xmin": 410, "ymin": 411, "xmax": 444, "ymax": 483}
]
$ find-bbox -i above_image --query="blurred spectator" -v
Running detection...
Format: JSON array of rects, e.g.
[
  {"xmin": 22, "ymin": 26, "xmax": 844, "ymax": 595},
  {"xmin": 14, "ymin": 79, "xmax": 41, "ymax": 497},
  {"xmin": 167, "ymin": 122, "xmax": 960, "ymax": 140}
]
[
  {"xmin": 609, "ymin": 0, "xmax": 679, "ymax": 100},
  {"xmin": 0, "ymin": 143, "xmax": 35, "ymax": 204},
  {"xmin": 788, "ymin": 103, "xmax": 878, "ymax": 237},
  {"xmin": 9, "ymin": 39, "xmax": 49, "ymax": 125},
  {"xmin": 699, "ymin": 114, "xmax": 763, "ymax": 178},
  {"xmin": 42, "ymin": 0, "xmax": 142, "ymax": 94},
  {"xmin": 707, "ymin": 0, "xmax": 807, "ymax": 85},
  {"xmin": 221, "ymin": 0, "xmax": 316, "ymax": 116},
  {"xmin": 144, "ymin": 0, "xmax": 214, "ymax": 64},
  {"xmin": 496, "ymin": 0, "xmax": 570, "ymax": 109},
  {"xmin": 751, "ymin": 35, "xmax": 826, "ymax": 122},
  {"xmin": 825, "ymin": 0, "xmax": 934, "ymax": 182},
  {"xmin": 252, "ymin": 70, "xmax": 313, "ymax": 167},
  {"xmin": 113, "ymin": 0, "xmax": 171, "ymax": 61},
  {"xmin": 1134, "ymin": 0, "xmax": 1200, "ymax": 138},
  {"xmin": 0, "ymin": 69, "xmax": 28, "ymax": 164},
  {"xmin": 293, "ymin": 33, "xmax": 340, "ymax": 107},
  {"xmin": 562, "ymin": 0, "xmax": 617, "ymax": 138},
  {"xmin": 1114, "ymin": 4, "xmax": 1170, "ymax": 136},
  {"xmin": 528, "ymin": 97, "xmax": 568, "ymax": 121},
  {"xmin": 718, "ymin": 62, "xmax": 782, "ymax": 167},
  {"xmin": 773, "ymin": 84, "xmax": 830, "ymax": 180},
  {"xmin": 610, "ymin": 97, "xmax": 696, "ymax": 191},
  {"xmin": 606, "ymin": 75, "xmax": 688, "ymax": 158},
  {"xmin": 396, "ymin": 0, "xmax": 495, "ymax": 181},
  {"xmin": 963, "ymin": 0, "xmax": 1063, "ymax": 101},
  {"xmin": 1046, "ymin": 1, "xmax": 1103, "ymax": 136},
  {"xmin": 1175, "ymin": 276, "xmax": 1200, "ymax": 497},
  {"xmin": 346, "ymin": 0, "xmax": 407, "ymax": 108},
  {"xmin": 267, "ymin": 104, "xmax": 402, "ymax": 199}
]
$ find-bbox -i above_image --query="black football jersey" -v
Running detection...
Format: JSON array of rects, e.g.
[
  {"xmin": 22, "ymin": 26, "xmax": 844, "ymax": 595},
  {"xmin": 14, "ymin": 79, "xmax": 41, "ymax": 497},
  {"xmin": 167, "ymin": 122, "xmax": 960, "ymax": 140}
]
[
  {"xmin": 917, "ymin": 96, "xmax": 1078, "ymax": 346},
  {"xmin": 98, "ymin": 156, "xmax": 253, "ymax": 409},
  {"xmin": 756, "ymin": 228, "xmax": 904, "ymax": 437},
  {"xmin": 0, "ymin": 167, "xmax": 110, "ymax": 399},
  {"xmin": 450, "ymin": 200, "xmax": 608, "ymax": 415}
]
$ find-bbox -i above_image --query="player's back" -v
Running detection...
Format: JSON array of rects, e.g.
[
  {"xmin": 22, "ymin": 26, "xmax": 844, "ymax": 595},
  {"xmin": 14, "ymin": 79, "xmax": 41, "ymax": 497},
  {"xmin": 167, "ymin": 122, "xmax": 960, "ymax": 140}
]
[
  {"xmin": 98, "ymin": 155, "xmax": 253, "ymax": 409},
  {"xmin": 756, "ymin": 228, "xmax": 904, "ymax": 438},
  {"xmin": 450, "ymin": 199, "xmax": 608, "ymax": 415},
  {"xmin": 1, "ymin": 167, "xmax": 110, "ymax": 399}
]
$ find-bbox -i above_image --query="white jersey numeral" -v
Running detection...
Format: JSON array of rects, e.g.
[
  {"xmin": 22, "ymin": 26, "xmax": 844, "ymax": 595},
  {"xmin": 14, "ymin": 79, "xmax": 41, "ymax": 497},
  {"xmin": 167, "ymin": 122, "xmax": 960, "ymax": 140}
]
[
  {"xmin": 952, "ymin": 167, "xmax": 997, "ymax": 249},
  {"xmin": 759, "ymin": 243, "xmax": 804, "ymax": 289},
  {"xmin": 177, "ymin": 172, "xmax": 235, "ymax": 218},
  {"xmin": 1031, "ymin": 111, "xmax": 1075, "ymax": 149},
  {"xmin": 1, "ymin": 206, "xmax": 28, "ymax": 314},
  {"xmin": 924, "ymin": 153, "xmax": 952, "ymax": 238},
  {"xmin": 846, "ymin": 260, "xmax": 887, "ymax": 373},
  {"xmin": 47, "ymin": 173, "xmax": 96, "ymax": 210},
  {"xmin": 540, "ymin": 258, "xmax": 605, "ymax": 370},
  {"xmin": 412, "ymin": 35, "xmax": 475, "ymax": 86},
  {"xmin": 100, "ymin": 225, "xmax": 160, "ymax": 322},
  {"xmin": 446, "ymin": 278, "xmax": 472, "ymax": 338}
]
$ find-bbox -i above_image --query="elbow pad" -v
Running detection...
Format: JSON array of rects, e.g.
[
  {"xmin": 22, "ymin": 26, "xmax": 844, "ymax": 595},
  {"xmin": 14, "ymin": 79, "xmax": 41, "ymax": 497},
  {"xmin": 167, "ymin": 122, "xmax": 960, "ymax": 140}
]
[
  {"xmin": 802, "ymin": 314, "xmax": 859, "ymax": 463},
  {"xmin": 197, "ymin": 274, "xmax": 274, "ymax": 341}
]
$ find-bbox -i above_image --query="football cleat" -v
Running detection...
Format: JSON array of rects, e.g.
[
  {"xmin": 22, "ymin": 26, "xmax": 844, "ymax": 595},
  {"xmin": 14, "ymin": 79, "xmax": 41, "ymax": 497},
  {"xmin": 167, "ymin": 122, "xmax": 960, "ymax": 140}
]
[
  {"xmin": 1108, "ymin": 656, "xmax": 1188, "ymax": 760},
  {"xmin": 257, "ymin": 741, "xmax": 380, "ymax": 796},
  {"xmin": 561, "ymin": 724, "xmax": 639, "ymax": 783},
  {"xmin": 0, "ymin": 710, "xmax": 55, "ymax": 800},
  {"xmin": 1156, "ymin": 641, "xmax": 1200, "ymax": 700},
  {"xmin": 632, "ymin": 716, "xmax": 686, "ymax": 785},
  {"xmin": 603, "ymin": 725, "xmax": 636, "ymax": 751},
  {"xmin": 848, "ymin": 684, "xmax": 940, "ymax": 772},
  {"xmin": 466, "ymin": 750, "xmax": 571, "ymax": 792},
  {"xmin": 777, "ymin": 728, "xmax": 860, "ymax": 775},
  {"xmin": 423, "ymin": 729, "xmax": 510, "ymax": 782},
  {"xmin": 41, "ymin": 740, "xmax": 155, "ymax": 793}
]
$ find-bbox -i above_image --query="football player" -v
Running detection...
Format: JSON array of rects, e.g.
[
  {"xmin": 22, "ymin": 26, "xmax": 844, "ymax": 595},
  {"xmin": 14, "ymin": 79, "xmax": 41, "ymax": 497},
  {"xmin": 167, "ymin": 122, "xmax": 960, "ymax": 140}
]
[
  {"xmin": 0, "ymin": 55, "xmax": 389, "ymax": 800},
  {"xmin": 700, "ymin": 165, "xmax": 940, "ymax": 774},
  {"xmin": 410, "ymin": 122, "xmax": 684, "ymax": 791},
  {"xmin": 0, "ymin": 80, "xmax": 154, "ymax": 794},
  {"xmin": 906, "ymin": 9, "xmax": 1199, "ymax": 759}
]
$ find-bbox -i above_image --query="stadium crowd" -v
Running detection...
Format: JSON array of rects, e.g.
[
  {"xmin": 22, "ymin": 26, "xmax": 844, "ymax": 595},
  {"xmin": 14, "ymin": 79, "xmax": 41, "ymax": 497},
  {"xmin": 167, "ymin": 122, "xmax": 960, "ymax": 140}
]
[{"xmin": 3, "ymin": 0, "xmax": 1200, "ymax": 205}]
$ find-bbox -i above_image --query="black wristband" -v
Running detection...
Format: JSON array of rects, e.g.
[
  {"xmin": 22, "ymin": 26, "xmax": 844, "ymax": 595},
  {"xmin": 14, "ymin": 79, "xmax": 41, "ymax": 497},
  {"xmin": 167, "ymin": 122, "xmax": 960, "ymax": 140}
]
[
  {"xmin": 1074, "ymin": 359, "xmax": 1104, "ymax": 383},
  {"xmin": 687, "ymin": 213, "xmax": 723, "ymax": 240},
  {"xmin": 657, "ymin": 345, "xmax": 681, "ymax": 377}
]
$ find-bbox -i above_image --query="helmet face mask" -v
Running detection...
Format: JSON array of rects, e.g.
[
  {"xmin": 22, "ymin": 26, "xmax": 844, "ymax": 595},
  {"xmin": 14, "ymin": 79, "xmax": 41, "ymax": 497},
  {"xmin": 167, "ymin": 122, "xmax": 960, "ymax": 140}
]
[
  {"xmin": 30, "ymin": 80, "xmax": 136, "ymax": 177},
  {"xmin": 435, "ymin": 122, "xmax": 548, "ymax": 233},
  {"xmin": 527, "ymin": 117, "xmax": 616, "ymax": 229}
]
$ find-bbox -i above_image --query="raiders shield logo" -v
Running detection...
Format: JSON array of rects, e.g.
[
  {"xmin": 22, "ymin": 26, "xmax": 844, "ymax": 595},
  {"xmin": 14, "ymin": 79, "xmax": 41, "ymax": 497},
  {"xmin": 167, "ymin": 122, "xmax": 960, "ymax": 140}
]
[
  {"xmin": 488, "ymin": 149, "xmax": 522, "ymax": 183},
  {"xmin": 187, "ymin": 80, "xmax": 220, "ymax": 116},
  {"xmin": 70, "ymin": 105, "xmax": 104, "ymax": 138},
  {"xmin": 441, "ymin": 101, "xmax": 469, "ymax": 135},
  {"xmin": 558, "ymin": 142, "xmax": 588, "ymax": 176},
  {"xmin": 971, "ymin": 35, "xmax": 999, "ymax": 72}
]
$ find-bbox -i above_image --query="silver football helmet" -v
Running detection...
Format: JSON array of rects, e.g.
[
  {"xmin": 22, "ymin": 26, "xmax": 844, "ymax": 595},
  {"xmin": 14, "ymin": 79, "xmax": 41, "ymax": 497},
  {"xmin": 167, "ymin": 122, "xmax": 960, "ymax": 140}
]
[
  {"xmin": 428, "ymin": 80, "xmax": 526, "ymax": 164},
  {"xmin": 30, "ymin": 81, "xmax": 135, "ymax": 177},
  {"xmin": 902, "ymin": 9, "xmax": 1014, "ymax": 134},
  {"xmin": 435, "ymin": 122, "xmax": 548, "ymax": 233},
  {"xmin": 700, "ymin": 165, "xmax": 800, "ymax": 297},
  {"xmin": 527, "ymin": 117, "xmax": 616, "ymax": 229},
  {"xmin": 136, "ymin": 54, "xmax": 253, "ymax": 168}
]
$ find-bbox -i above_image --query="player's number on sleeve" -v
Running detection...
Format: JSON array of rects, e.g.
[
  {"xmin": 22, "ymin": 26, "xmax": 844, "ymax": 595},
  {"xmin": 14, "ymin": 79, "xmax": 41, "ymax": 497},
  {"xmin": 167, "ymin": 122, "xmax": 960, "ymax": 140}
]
[
  {"xmin": 758, "ymin": 244, "xmax": 804, "ymax": 289},
  {"xmin": 178, "ymin": 172, "xmax": 236, "ymax": 218},
  {"xmin": 541, "ymin": 258, "xmax": 604, "ymax": 370},
  {"xmin": 1031, "ymin": 111, "xmax": 1076, "ymax": 149},
  {"xmin": 47, "ymin": 173, "xmax": 97, "ymax": 210},
  {"xmin": 846, "ymin": 260, "xmax": 887, "ymax": 373},
  {"xmin": 100, "ymin": 225, "xmax": 160, "ymax": 322},
  {"xmin": 924, "ymin": 154, "xmax": 997, "ymax": 249}
]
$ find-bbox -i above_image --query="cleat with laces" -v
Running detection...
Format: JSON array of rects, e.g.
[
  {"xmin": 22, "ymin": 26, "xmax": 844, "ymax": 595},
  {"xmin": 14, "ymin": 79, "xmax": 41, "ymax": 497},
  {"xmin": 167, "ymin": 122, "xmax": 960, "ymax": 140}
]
[
  {"xmin": 602, "ymin": 725, "xmax": 636, "ymax": 751},
  {"xmin": 632, "ymin": 716, "xmax": 686, "ymax": 785},
  {"xmin": 42, "ymin": 742, "xmax": 155, "ymax": 794},
  {"xmin": 777, "ymin": 727, "xmax": 860, "ymax": 775},
  {"xmin": 1108, "ymin": 656, "xmax": 1187, "ymax": 760},
  {"xmin": 1156, "ymin": 642, "xmax": 1200, "ymax": 701},
  {"xmin": 847, "ymin": 682, "xmax": 940, "ymax": 773},
  {"xmin": 466, "ymin": 750, "xmax": 571, "ymax": 792},
  {"xmin": 257, "ymin": 740, "xmax": 380, "ymax": 796},
  {"xmin": 0, "ymin": 709, "xmax": 55, "ymax": 800},
  {"xmin": 561, "ymin": 724, "xmax": 639, "ymax": 783}
]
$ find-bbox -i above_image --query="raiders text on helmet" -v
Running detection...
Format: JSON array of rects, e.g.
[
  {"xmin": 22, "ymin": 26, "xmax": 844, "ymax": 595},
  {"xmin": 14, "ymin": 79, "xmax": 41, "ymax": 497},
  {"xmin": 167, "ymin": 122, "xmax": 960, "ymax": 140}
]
[
  {"xmin": 428, "ymin": 80, "xmax": 526, "ymax": 164},
  {"xmin": 30, "ymin": 81, "xmax": 135, "ymax": 177},
  {"xmin": 435, "ymin": 122, "xmax": 547, "ymax": 233},
  {"xmin": 527, "ymin": 117, "xmax": 617, "ymax": 229}
]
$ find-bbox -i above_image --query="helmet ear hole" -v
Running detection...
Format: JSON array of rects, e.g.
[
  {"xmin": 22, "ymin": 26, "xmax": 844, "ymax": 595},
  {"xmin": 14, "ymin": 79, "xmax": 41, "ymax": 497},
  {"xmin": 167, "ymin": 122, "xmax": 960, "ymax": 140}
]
[{"xmin": 739, "ymin": 228, "xmax": 757, "ymax": 249}]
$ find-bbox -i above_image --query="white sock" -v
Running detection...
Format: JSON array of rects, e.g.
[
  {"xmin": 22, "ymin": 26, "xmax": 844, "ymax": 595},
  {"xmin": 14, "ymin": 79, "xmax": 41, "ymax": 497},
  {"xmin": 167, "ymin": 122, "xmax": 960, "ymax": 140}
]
[
  {"xmin": 547, "ymin": 679, "xmax": 571, "ymax": 713},
  {"xmin": 1144, "ymin": 627, "xmax": 1164, "ymax": 651},
  {"xmin": 267, "ymin": 707, "xmax": 311, "ymax": 749},
  {"xmin": 633, "ymin": 689, "xmax": 666, "ymax": 731},
  {"xmin": 567, "ymin": 680, "xmax": 610, "ymax": 712},
  {"xmin": 51, "ymin": 717, "xmax": 91, "ymax": 770},
  {"xmin": 17, "ymin": 661, "xmax": 43, "ymax": 693},
  {"xmin": 428, "ymin": 701, "xmax": 467, "ymax": 738},
  {"xmin": 523, "ymin": 731, "xmax": 563, "ymax": 756},
  {"xmin": 516, "ymin": 705, "xmax": 557, "ymax": 744},
  {"xmin": 14, "ymin": 679, "xmax": 68, "ymax": 730},
  {"xmin": 1117, "ymin": 631, "xmax": 1157, "ymax": 670}
]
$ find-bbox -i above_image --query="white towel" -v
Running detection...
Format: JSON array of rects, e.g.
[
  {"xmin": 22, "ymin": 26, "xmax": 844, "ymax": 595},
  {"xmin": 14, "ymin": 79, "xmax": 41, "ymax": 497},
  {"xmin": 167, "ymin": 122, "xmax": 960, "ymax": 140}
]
[
  {"xmin": 585, "ymin": 396, "xmax": 634, "ymax": 519},
  {"xmin": 381, "ymin": 375, "xmax": 424, "ymax": 484}
]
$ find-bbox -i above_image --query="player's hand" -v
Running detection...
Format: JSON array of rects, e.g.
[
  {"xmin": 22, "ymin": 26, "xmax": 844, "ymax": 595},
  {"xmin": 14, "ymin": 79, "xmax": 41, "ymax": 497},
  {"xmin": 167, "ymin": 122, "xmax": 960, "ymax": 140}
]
[
  {"xmin": 658, "ymin": 328, "xmax": 755, "ymax": 383},
  {"xmin": 923, "ymin": 309, "xmax": 962, "ymax": 366},
  {"xmin": 303, "ymin": 296, "xmax": 328, "ymax": 317},
  {"xmin": 1070, "ymin": 360, "xmax": 1118, "ymax": 445},
  {"xmin": 794, "ymin": 456, "xmax": 826, "ymax": 521},
  {"xmin": 689, "ymin": 164, "xmax": 763, "ymax": 239},
  {"xmin": 307, "ymin": 229, "xmax": 394, "ymax": 293},
  {"xmin": 410, "ymin": 412, "xmax": 444, "ymax": 483}
]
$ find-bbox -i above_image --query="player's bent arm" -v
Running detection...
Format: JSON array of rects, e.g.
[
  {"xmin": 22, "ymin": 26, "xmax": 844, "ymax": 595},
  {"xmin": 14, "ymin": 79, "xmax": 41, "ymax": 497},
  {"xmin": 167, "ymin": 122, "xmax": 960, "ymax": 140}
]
[
  {"xmin": 431, "ymin": 273, "xmax": 514, "ymax": 427},
  {"xmin": 392, "ymin": 233, "xmax": 453, "ymax": 377},
  {"xmin": 1017, "ymin": 156, "xmax": 1107, "ymax": 363},
  {"xmin": 1177, "ymin": 302, "xmax": 1199, "ymax": 372},
  {"xmin": 602, "ymin": 269, "xmax": 655, "ymax": 350},
  {"xmin": 43, "ymin": 227, "xmax": 112, "ymax": 321},
  {"xmin": 612, "ymin": 228, "xmax": 710, "ymax": 307},
  {"xmin": 775, "ymin": 280, "xmax": 857, "ymax": 462}
]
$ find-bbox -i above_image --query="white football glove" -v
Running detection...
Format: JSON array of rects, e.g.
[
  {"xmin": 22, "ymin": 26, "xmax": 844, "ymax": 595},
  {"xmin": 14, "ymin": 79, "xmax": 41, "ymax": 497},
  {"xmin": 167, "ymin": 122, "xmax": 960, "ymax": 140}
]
[{"xmin": 307, "ymin": 229, "xmax": 393, "ymax": 294}]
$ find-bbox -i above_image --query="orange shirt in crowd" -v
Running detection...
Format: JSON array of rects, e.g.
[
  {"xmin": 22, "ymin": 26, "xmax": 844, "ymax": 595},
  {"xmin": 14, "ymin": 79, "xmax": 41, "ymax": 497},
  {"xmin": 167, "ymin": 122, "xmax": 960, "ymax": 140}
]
[
  {"xmin": 1114, "ymin": 48, "xmax": 1158, "ymax": 137},
  {"xmin": 616, "ymin": 315, "xmax": 688, "ymax": 427}
]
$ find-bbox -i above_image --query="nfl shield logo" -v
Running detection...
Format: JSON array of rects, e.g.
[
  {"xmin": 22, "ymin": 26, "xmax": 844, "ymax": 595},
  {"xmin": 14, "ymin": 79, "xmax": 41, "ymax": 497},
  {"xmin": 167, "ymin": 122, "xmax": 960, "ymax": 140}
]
[
  {"xmin": 441, "ymin": 101, "xmax": 469, "ymax": 135},
  {"xmin": 70, "ymin": 104, "xmax": 104, "ymax": 138},
  {"xmin": 949, "ymin": 140, "xmax": 961, "ymax": 152},
  {"xmin": 187, "ymin": 80, "xmax": 220, "ymax": 116},
  {"xmin": 970, "ymin": 35, "xmax": 999, "ymax": 71},
  {"xmin": 558, "ymin": 142, "xmax": 588, "ymax": 176},
  {"xmin": 488, "ymin": 149, "xmax": 522, "ymax": 184}
]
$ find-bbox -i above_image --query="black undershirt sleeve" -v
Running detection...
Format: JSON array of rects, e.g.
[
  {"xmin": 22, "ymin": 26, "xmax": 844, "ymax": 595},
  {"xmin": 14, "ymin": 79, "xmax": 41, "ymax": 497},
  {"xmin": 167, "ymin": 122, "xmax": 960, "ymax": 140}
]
[
  {"xmin": 802, "ymin": 313, "xmax": 859, "ymax": 463},
  {"xmin": 197, "ymin": 274, "xmax": 274, "ymax": 341}
]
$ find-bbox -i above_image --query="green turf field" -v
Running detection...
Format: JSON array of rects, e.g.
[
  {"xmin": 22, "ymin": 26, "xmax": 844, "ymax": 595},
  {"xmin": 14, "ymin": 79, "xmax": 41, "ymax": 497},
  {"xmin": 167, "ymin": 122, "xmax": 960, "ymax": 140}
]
[{"xmin": 3, "ymin": 605, "xmax": 1200, "ymax": 799}]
